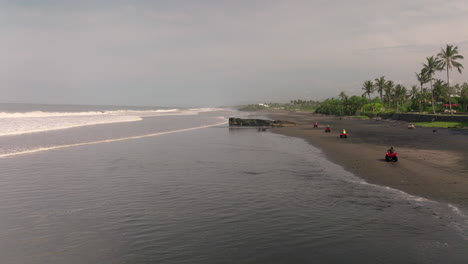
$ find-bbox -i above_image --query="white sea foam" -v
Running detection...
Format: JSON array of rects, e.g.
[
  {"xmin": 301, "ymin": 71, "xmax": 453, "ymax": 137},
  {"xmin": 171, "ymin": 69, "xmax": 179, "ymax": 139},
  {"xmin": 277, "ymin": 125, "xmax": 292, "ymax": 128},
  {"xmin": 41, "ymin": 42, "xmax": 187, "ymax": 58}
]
[
  {"xmin": 0, "ymin": 116, "xmax": 143, "ymax": 137},
  {"xmin": 0, "ymin": 120, "xmax": 227, "ymax": 159},
  {"xmin": 0, "ymin": 108, "xmax": 221, "ymax": 136},
  {"xmin": 188, "ymin": 107, "xmax": 225, "ymax": 112},
  {"xmin": 448, "ymin": 204, "xmax": 468, "ymax": 218},
  {"xmin": 0, "ymin": 109, "xmax": 180, "ymax": 118}
]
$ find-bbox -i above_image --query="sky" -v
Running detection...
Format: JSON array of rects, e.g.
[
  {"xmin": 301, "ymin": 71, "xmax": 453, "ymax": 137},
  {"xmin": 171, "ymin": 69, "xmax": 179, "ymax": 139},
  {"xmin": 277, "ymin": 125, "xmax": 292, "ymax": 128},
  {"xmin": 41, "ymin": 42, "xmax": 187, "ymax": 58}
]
[{"xmin": 1, "ymin": 0, "xmax": 467, "ymax": 107}]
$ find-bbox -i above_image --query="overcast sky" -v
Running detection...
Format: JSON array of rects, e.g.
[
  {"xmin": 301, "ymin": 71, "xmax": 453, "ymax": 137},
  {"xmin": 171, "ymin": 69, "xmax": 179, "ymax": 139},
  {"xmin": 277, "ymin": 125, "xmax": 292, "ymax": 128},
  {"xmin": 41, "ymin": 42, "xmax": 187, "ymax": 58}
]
[{"xmin": 1, "ymin": 0, "xmax": 467, "ymax": 107}]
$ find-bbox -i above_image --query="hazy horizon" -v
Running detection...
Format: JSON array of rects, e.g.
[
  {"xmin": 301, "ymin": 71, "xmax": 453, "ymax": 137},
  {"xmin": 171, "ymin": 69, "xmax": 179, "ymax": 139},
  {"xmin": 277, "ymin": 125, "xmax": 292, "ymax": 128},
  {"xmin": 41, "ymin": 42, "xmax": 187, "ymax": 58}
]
[{"xmin": 2, "ymin": 0, "xmax": 467, "ymax": 107}]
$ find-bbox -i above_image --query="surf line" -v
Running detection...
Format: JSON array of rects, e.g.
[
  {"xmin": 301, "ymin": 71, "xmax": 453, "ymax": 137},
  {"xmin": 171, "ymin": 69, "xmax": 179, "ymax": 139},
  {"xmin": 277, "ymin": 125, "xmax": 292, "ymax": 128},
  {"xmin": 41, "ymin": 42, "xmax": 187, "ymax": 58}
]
[
  {"xmin": 0, "ymin": 117, "xmax": 142, "ymax": 137},
  {"xmin": 0, "ymin": 121, "xmax": 227, "ymax": 159}
]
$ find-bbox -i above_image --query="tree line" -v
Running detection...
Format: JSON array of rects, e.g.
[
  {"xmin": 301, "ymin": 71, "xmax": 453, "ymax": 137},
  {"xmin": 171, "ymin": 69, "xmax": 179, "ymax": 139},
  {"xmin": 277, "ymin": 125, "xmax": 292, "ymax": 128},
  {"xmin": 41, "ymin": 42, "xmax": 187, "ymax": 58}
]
[{"xmin": 316, "ymin": 44, "xmax": 467, "ymax": 115}]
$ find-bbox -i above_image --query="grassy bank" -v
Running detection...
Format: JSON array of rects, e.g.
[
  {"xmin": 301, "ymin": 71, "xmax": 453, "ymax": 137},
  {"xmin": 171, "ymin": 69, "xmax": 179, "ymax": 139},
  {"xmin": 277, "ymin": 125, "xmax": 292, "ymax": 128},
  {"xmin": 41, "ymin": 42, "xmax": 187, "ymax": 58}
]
[{"xmin": 413, "ymin": 121, "xmax": 468, "ymax": 128}]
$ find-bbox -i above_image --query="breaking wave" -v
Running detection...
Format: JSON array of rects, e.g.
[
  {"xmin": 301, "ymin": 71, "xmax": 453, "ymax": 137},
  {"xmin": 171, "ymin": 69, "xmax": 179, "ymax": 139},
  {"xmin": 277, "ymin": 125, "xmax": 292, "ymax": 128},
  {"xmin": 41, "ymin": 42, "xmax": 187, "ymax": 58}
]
[
  {"xmin": 0, "ymin": 108, "xmax": 220, "ymax": 136},
  {"xmin": 0, "ymin": 120, "xmax": 227, "ymax": 159}
]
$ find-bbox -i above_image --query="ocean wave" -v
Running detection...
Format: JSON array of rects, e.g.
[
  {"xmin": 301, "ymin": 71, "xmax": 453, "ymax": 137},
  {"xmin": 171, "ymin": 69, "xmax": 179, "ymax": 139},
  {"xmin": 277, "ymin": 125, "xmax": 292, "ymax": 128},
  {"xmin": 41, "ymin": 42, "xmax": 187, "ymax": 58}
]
[
  {"xmin": 187, "ymin": 107, "xmax": 225, "ymax": 112},
  {"xmin": 0, "ymin": 120, "xmax": 227, "ymax": 158},
  {"xmin": 0, "ymin": 116, "xmax": 142, "ymax": 137},
  {"xmin": 0, "ymin": 109, "xmax": 180, "ymax": 118},
  {"xmin": 0, "ymin": 108, "xmax": 224, "ymax": 118},
  {"xmin": 0, "ymin": 108, "xmax": 224, "ymax": 136}
]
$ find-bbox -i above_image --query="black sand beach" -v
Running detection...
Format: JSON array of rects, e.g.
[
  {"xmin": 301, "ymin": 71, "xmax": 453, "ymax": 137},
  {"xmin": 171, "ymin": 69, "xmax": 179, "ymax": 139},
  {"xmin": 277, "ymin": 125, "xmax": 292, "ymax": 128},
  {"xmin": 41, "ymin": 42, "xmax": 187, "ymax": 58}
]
[{"xmin": 267, "ymin": 111, "xmax": 468, "ymax": 207}]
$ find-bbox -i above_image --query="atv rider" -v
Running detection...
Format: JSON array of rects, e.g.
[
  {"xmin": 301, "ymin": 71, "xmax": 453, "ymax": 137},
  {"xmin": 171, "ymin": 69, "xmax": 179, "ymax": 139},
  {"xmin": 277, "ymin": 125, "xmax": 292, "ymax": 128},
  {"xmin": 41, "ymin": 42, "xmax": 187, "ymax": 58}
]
[{"xmin": 387, "ymin": 147, "xmax": 395, "ymax": 154}]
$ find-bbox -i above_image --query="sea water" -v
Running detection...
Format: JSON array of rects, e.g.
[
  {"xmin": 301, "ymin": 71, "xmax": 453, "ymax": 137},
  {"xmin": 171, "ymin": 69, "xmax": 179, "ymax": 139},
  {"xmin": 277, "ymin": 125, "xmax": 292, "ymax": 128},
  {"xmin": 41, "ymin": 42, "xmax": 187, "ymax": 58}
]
[{"xmin": 0, "ymin": 104, "xmax": 467, "ymax": 264}]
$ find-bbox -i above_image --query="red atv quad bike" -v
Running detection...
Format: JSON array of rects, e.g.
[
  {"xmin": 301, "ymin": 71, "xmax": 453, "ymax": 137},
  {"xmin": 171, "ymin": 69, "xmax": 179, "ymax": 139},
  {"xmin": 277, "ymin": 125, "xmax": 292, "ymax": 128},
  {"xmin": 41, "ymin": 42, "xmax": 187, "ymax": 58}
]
[
  {"xmin": 385, "ymin": 152, "xmax": 398, "ymax": 162},
  {"xmin": 325, "ymin": 127, "xmax": 331, "ymax": 133},
  {"xmin": 339, "ymin": 132, "xmax": 347, "ymax": 138},
  {"xmin": 313, "ymin": 122, "xmax": 319, "ymax": 128}
]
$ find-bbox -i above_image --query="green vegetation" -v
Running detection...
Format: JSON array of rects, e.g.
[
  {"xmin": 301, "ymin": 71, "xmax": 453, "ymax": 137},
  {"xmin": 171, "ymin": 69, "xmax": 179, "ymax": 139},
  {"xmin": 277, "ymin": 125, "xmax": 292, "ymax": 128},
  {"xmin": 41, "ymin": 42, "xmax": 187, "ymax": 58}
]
[
  {"xmin": 315, "ymin": 44, "xmax": 465, "ymax": 116},
  {"xmin": 413, "ymin": 122, "xmax": 468, "ymax": 129},
  {"xmin": 350, "ymin": 115, "xmax": 370, "ymax": 120},
  {"xmin": 239, "ymin": 44, "xmax": 466, "ymax": 117},
  {"xmin": 238, "ymin": 100, "xmax": 320, "ymax": 112},
  {"xmin": 423, "ymin": 55, "xmax": 443, "ymax": 114},
  {"xmin": 438, "ymin": 45, "xmax": 464, "ymax": 114},
  {"xmin": 315, "ymin": 95, "xmax": 370, "ymax": 116},
  {"xmin": 238, "ymin": 104, "xmax": 268, "ymax": 111}
]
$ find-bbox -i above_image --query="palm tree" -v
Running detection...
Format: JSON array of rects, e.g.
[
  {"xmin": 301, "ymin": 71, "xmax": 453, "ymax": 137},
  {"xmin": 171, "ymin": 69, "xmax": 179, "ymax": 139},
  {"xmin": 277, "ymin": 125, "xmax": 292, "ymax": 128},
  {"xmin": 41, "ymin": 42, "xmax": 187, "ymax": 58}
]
[
  {"xmin": 409, "ymin": 85, "xmax": 419, "ymax": 111},
  {"xmin": 374, "ymin": 76, "xmax": 386, "ymax": 103},
  {"xmin": 433, "ymin": 79, "xmax": 448, "ymax": 104},
  {"xmin": 453, "ymin": 83, "xmax": 461, "ymax": 96},
  {"xmin": 394, "ymin": 84, "xmax": 407, "ymax": 113},
  {"xmin": 437, "ymin": 44, "xmax": 464, "ymax": 114},
  {"xmin": 419, "ymin": 87, "xmax": 432, "ymax": 108},
  {"xmin": 422, "ymin": 56, "xmax": 442, "ymax": 114},
  {"xmin": 383, "ymin": 80, "xmax": 394, "ymax": 107},
  {"xmin": 338, "ymin": 91, "xmax": 349, "ymax": 115},
  {"xmin": 415, "ymin": 70, "xmax": 430, "ymax": 112},
  {"xmin": 338, "ymin": 91, "xmax": 348, "ymax": 100},
  {"xmin": 409, "ymin": 85, "xmax": 419, "ymax": 100},
  {"xmin": 361, "ymin": 80, "xmax": 374, "ymax": 100},
  {"xmin": 460, "ymin": 83, "xmax": 468, "ymax": 112}
]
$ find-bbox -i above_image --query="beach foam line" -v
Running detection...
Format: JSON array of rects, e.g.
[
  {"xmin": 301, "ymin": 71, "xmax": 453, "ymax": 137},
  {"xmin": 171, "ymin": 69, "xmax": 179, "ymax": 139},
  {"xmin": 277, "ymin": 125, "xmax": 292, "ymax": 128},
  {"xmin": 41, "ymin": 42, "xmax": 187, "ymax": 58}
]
[
  {"xmin": 0, "ymin": 121, "xmax": 227, "ymax": 159},
  {"xmin": 0, "ymin": 109, "xmax": 180, "ymax": 118},
  {"xmin": 0, "ymin": 117, "xmax": 143, "ymax": 137},
  {"xmin": 0, "ymin": 108, "xmax": 225, "ymax": 119}
]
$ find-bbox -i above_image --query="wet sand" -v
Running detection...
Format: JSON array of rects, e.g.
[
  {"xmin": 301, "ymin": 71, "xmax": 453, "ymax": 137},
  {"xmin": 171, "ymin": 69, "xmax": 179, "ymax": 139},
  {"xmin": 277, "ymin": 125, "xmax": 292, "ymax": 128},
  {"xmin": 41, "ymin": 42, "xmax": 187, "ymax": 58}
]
[{"xmin": 266, "ymin": 111, "xmax": 468, "ymax": 207}]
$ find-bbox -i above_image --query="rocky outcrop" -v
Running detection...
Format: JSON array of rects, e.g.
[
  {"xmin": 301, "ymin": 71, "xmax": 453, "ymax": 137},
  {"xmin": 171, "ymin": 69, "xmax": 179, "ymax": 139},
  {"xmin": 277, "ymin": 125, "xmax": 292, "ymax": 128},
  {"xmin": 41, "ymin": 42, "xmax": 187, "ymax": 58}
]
[{"xmin": 229, "ymin": 118, "xmax": 296, "ymax": 127}]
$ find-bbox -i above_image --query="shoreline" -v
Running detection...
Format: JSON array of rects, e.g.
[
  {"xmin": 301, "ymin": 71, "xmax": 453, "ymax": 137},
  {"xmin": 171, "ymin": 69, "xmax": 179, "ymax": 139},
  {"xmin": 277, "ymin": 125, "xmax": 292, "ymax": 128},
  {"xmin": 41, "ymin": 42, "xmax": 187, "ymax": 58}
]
[{"xmin": 264, "ymin": 111, "xmax": 468, "ymax": 208}]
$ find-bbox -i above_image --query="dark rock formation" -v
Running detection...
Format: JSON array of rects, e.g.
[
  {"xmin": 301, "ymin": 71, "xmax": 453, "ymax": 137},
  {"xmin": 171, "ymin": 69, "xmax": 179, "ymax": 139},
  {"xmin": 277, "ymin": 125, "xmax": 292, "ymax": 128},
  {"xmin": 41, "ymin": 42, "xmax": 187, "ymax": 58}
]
[
  {"xmin": 229, "ymin": 118, "xmax": 271, "ymax": 126},
  {"xmin": 229, "ymin": 118, "xmax": 296, "ymax": 127}
]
